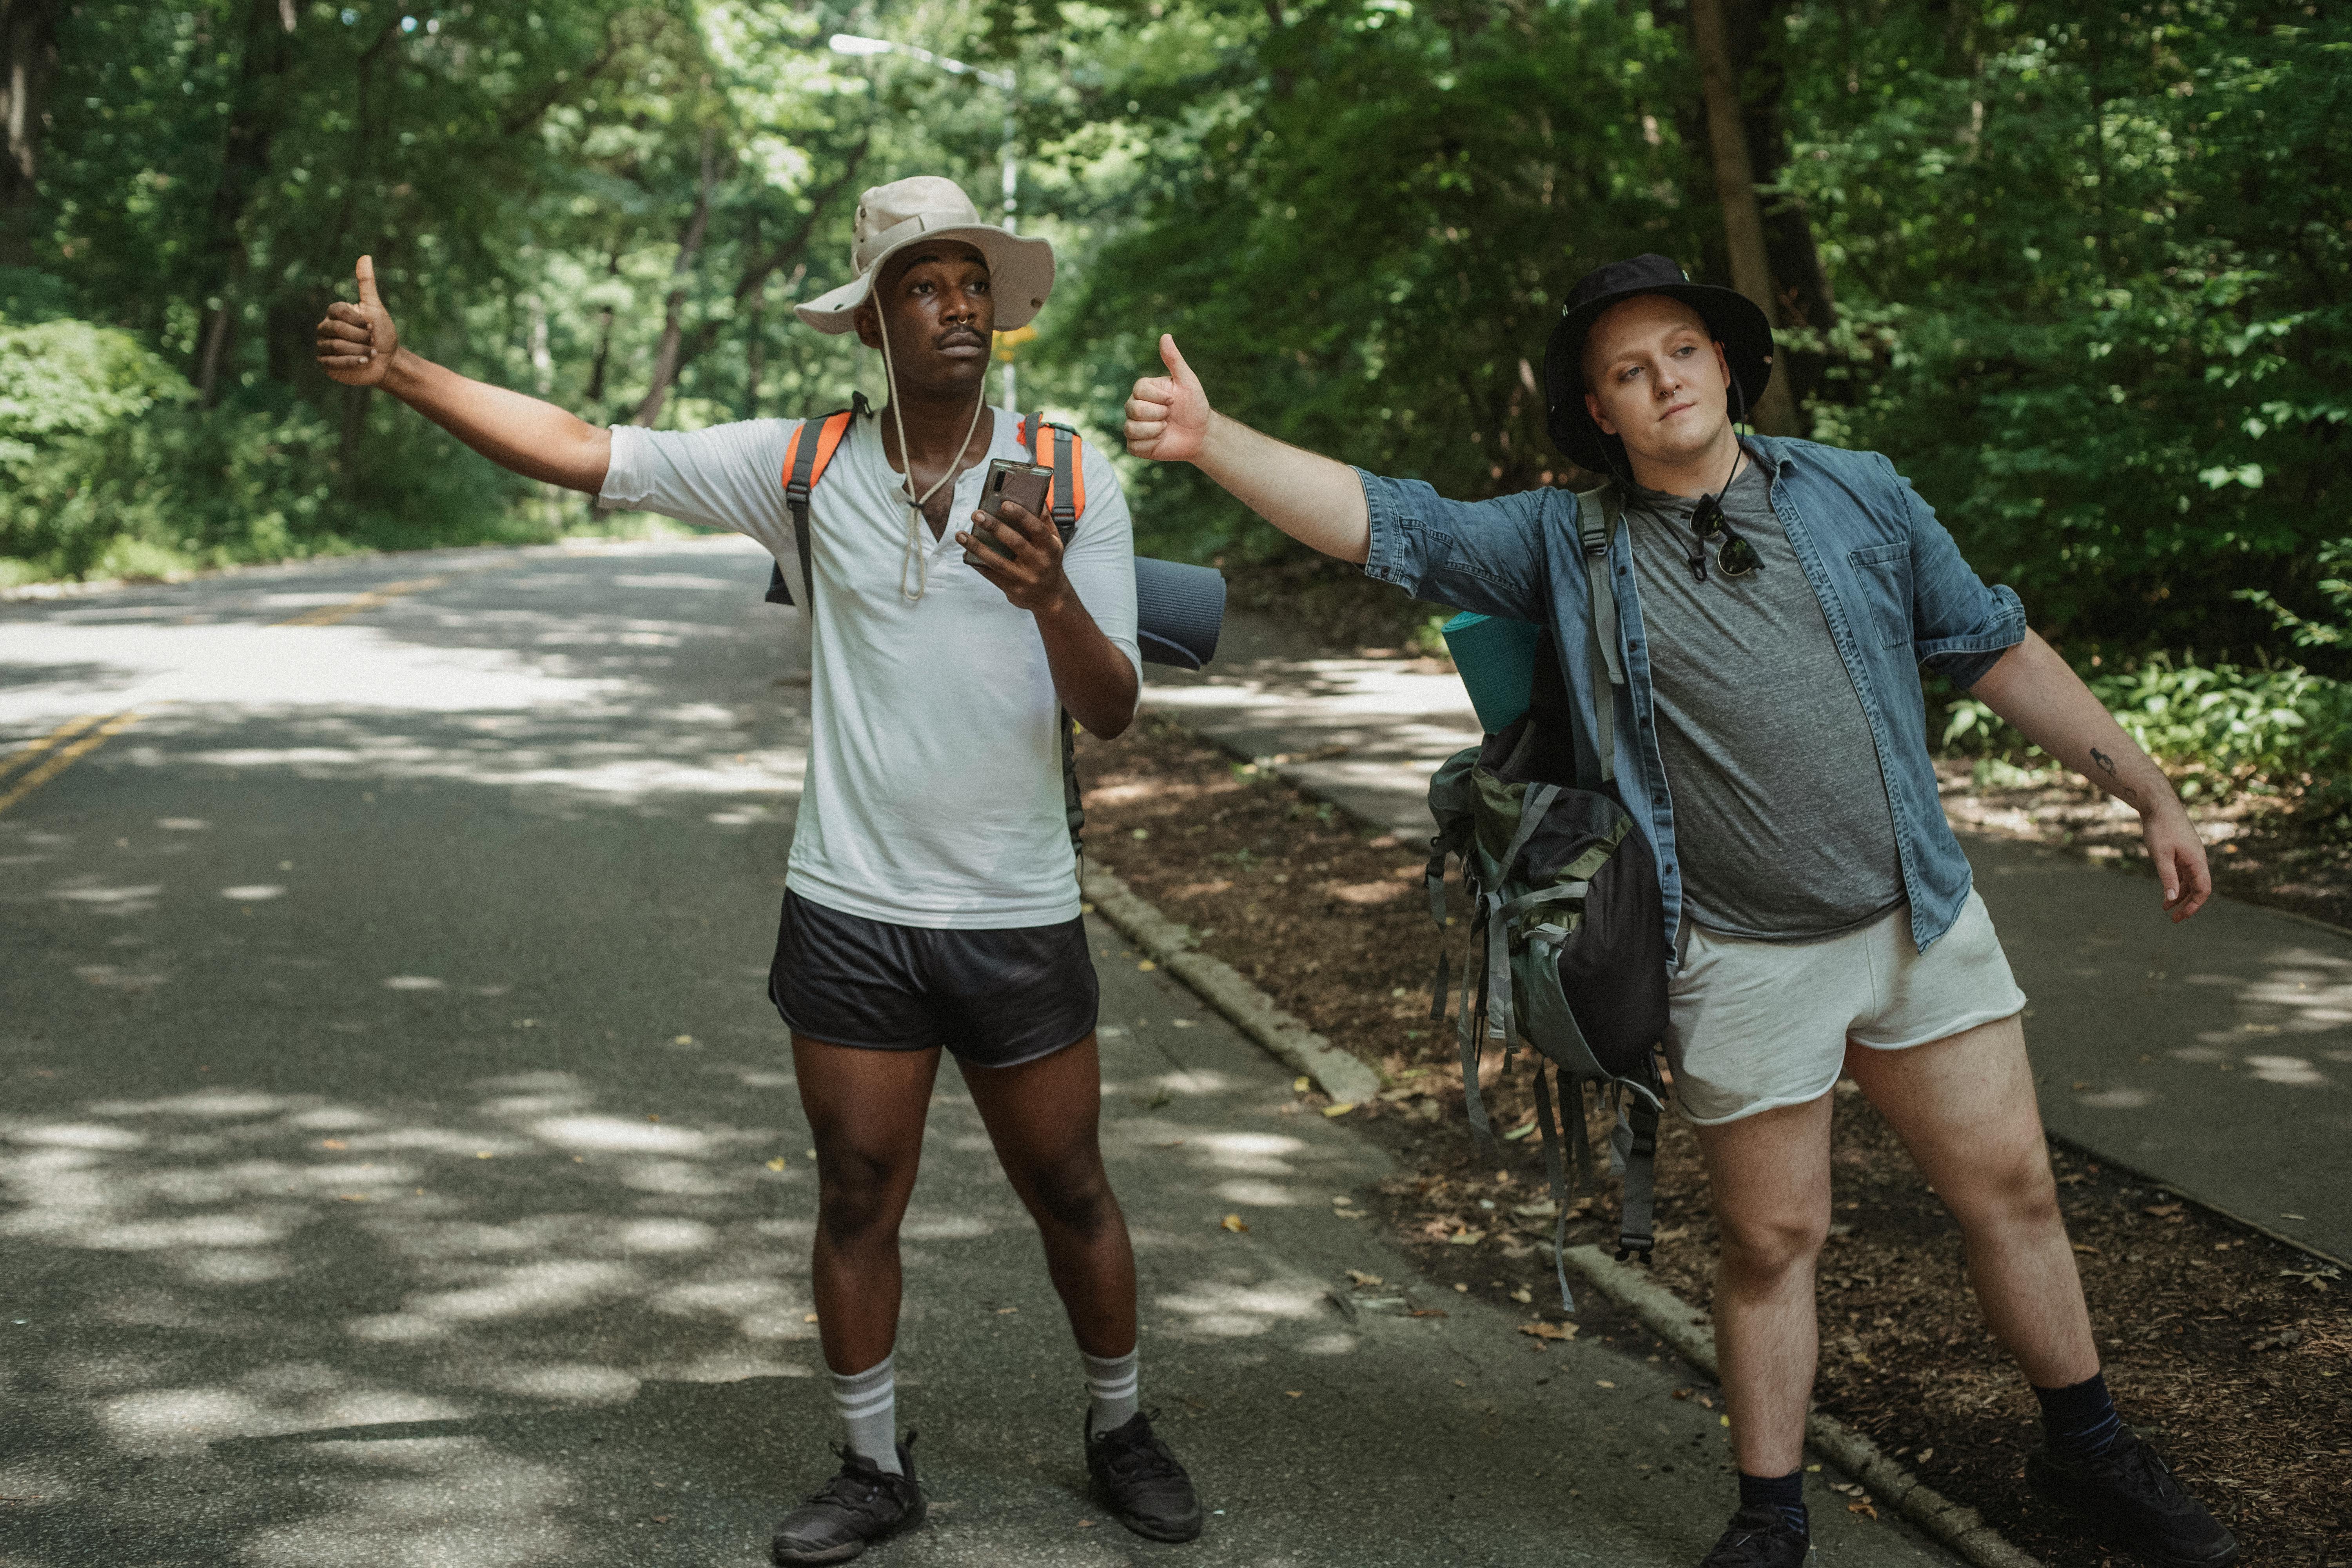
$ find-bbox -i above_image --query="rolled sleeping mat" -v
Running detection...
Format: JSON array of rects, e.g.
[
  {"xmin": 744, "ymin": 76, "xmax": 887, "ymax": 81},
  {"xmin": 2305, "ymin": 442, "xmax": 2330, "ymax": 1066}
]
[
  {"xmin": 763, "ymin": 555, "xmax": 1227, "ymax": 671},
  {"xmin": 1130, "ymin": 555, "xmax": 1226, "ymax": 671},
  {"xmin": 1441, "ymin": 610, "xmax": 1543, "ymax": 735}
]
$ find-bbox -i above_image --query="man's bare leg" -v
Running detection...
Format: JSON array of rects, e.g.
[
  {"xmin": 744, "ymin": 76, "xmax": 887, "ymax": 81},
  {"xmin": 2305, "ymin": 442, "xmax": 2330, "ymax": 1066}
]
[
  {"xmin": 1842, "ymin": 1013, "xmax": 2097, "ymax": 1386},
  {"xmin": 793, "ymin": 1035, "xmax": 942, "ymax": 1376},
  {"xmin": 957, "ymin": 1034, "xmax": 1138, "ymax": 1359},
  {"xmin": 960, "ymin": 1033, "xmax": 1200, "ymax": 1542},
  {"xmin": 1692, "ymin": 1092, "xmax": 1837, "ymax": 1478}
]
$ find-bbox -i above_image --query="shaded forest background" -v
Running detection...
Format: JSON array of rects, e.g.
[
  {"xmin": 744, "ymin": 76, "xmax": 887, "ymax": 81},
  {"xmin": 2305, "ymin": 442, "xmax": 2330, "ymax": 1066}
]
[{"xmin": 1, "ymin": 0, "xmax": 2346, "ymax": 809}]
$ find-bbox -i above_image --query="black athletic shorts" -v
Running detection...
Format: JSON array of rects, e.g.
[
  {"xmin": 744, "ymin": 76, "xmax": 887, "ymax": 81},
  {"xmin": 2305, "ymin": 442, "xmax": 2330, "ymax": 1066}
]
[{"xmin": 768, "ymin": 889, "xmax": 1100, "ymax": 1068}]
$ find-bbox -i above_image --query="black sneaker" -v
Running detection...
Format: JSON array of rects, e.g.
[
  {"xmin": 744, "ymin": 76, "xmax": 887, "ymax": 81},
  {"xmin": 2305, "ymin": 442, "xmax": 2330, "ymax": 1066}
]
[
  {"xmin": 1698, "ymin": 1505, "xmax": 1812, "ymax": 1567},
  {"xmin": 2027, "ymin": 1428, "xmax": 2239, "ymax": 1567},
  {"xmin": 770, "ymin": 1436, "xmax": 926, "ymax": 1566},
  {"xmin": 1085, "ymin": 1410, "xmax": 1203, "ymax": 1543}
]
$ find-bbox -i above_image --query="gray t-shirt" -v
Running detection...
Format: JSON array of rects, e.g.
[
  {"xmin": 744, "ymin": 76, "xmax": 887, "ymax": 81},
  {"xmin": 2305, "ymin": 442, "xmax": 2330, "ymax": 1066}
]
[{"xmin": 1624, "ymin": 448, "xmax": 1904, "ymax": 940}]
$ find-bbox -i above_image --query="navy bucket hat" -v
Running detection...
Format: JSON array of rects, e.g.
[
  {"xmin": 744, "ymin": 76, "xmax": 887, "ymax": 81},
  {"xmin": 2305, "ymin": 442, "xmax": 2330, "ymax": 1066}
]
[{"xmin": 1541, "ymin": 254, "xmax": 1775, "ymax": 474}]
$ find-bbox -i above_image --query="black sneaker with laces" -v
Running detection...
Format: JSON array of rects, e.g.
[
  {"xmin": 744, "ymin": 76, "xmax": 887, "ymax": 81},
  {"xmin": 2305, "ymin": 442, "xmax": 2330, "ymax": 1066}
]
[
  {"xmin": 2027, "ymin": 1427, "xmax": 2239, "ymax": 1567},
  {"xmin": 1698, "ymin": 1505, "xmax": 1812, "ymax": 1568},
  {"xmin": 770, "ymin": 1435, "xmax": 927, "ymax": 1566},
  {"xmin": 1084, "ymin": 1410, "xmax": 1203, "ymax": 1543}
]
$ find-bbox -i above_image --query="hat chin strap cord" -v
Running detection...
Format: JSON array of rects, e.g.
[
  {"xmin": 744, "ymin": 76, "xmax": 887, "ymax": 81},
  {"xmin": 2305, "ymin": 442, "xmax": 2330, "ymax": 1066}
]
[{"xmin": 873, "ymin": 300, "xmax": 989, "ymax": 606}]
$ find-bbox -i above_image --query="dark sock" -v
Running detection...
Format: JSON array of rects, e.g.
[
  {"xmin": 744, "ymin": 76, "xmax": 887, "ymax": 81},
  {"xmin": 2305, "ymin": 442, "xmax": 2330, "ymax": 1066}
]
[
  {"xmin": 1737, "ymin": 1470, "xmax": 1808, "ymax": 1538},
  {"xmin": 2034, "ymin": 1370, "xmax": 2123, "ymax": 1463}
]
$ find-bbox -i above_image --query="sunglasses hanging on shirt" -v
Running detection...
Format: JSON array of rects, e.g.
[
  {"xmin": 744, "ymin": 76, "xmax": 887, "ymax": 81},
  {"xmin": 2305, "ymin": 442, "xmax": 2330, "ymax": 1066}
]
[{"xmin": 1684, "ymin": 445, "xmax": 1764, "ymax": 583}]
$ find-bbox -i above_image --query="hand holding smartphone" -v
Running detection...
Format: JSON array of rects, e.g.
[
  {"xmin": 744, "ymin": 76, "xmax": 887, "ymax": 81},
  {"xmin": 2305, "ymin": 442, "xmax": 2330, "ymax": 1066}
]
[{"xmin": 964, "ymin": 458, "xmax": 1054, "ymax": 569}]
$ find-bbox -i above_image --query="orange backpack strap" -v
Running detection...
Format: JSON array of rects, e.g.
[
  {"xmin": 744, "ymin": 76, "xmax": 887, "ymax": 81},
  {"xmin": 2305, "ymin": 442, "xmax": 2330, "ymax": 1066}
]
[
  {"xmin": 1020, "ymin": 412, "xmax": 1087, "ymax": 538},
  {"xmin": 765, "ymin": 402, "xmax": 863, "ymax": 610},
  {"xmin": 1019, "ymin": 411, "xmax": 1091, "ymax": 861}
]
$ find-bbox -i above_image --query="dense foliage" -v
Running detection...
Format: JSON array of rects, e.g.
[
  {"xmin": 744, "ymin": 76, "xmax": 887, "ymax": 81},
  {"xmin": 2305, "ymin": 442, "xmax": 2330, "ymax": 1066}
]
[{"xmin": 2, "ymin": 0, "xmax": 2344, "ymax": 799}]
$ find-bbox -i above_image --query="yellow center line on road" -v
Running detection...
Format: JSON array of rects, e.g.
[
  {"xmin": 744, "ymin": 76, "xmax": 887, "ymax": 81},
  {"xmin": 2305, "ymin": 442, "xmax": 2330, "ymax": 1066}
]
[
  {"xmin": 0, "ymin": 708, "xmax": 148, "ymax": 817},
  {"xmin": 275, "ymin": 574, "xmax": 450, "ymax": 628},
  {"xmin": 0, "ymin": 711, "xmax": 110, "ymax": 785}
]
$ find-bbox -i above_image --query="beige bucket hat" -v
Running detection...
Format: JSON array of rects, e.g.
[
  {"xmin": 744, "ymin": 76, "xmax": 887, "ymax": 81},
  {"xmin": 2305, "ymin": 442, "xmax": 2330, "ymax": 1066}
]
[{"xmin": 794, "ymin": 175, "xmax": 1055, "ymax": 336}]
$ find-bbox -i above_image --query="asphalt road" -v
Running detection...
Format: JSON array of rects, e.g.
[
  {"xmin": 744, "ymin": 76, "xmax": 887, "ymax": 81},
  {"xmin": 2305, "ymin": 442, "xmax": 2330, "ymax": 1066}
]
[{"xmin": 0, "ymin": 537, "xmax": 1963, "ymax": 1567}]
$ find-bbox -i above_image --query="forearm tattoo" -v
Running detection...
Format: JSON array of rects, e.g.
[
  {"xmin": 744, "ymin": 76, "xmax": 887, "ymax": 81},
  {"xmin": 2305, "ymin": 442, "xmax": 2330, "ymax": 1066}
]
[{"xmin": 2088, "ymin": 745, "xmax": 2141, "ymax": 806}]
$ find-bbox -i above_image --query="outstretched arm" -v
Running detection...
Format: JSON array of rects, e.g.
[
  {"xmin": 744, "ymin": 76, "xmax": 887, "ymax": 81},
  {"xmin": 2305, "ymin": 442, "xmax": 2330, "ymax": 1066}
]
[
  {"xmin": 1966, "ymin": 631, "xmax": 2212, "ymax": 922},
  {"xmin": 1125, "ymin": 335, "xmax": 1370, "ymax": 564},
  {"xmin": 316, "ymin": 256, "xmax": 611, "ymax": 494}
]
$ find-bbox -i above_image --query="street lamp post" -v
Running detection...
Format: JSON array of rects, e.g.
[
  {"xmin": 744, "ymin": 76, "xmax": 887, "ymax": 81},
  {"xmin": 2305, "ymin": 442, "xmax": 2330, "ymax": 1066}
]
[{"xmin": 829, "ymin": 34, "xmax": 1022, "ymax": 413}]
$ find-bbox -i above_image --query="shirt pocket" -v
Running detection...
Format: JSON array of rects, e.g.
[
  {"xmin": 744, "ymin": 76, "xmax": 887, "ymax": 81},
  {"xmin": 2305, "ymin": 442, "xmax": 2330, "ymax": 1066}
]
[{"xmin": 1846, "ymin": 542, "xmax": 1913, "ymax": 651}]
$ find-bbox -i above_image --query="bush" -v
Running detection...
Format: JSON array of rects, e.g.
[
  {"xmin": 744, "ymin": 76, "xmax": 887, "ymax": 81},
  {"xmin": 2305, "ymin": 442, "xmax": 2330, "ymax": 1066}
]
[
  {"xmin": 0, "ymin": 316, "xmax": 340, "ymax": 579},
  {"xmin": 1, "ymin": 309, "xmax": 551, "ymax": 584},
  {"xmin": 1940, "ymin": 652, "xmax": 2352, "ymax": 812}
]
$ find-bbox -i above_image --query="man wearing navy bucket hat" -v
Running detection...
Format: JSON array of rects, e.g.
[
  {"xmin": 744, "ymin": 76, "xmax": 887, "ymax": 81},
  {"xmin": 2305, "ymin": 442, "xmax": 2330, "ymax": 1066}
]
[
  {"xmin": 319, "ymin": 174, "xmax": 1204, "ymax": 1563},
  {"xmin": 1127, "ymin": 255, "xmax": 2235, "ymax": 1567}
]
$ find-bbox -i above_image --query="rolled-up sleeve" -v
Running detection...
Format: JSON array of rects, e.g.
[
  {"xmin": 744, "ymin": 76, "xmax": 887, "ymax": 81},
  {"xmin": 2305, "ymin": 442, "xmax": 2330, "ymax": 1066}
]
[
  {"xmin": 1356, "ymin": 469, "xmax": 1549, "ymax": 621},
  {"xmin": 1893, "ymin": 466, "xmax": 2025, "ymax": 689}
]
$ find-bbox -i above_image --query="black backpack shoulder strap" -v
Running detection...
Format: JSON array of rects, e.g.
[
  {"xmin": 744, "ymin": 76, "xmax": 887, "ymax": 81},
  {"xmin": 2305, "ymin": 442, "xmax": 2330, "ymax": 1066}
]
[
  {"xmin": 765, "ymin": 395, "xmax": 870, "ymax": 610},
  {"xmin": 1573, "ymin": 485, "xmax": 1626, "ymax": 788},
  {"xmin": 1025, "ymin": 410, "xmax": 1086, "ymax": 864}
]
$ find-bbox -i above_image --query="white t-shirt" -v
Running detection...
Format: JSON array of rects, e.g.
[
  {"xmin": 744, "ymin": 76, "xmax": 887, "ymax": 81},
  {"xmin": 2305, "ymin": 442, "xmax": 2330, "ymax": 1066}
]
[{"xmin": 600, "ymin": 409, "xmax": 1141, "ymax": 929}]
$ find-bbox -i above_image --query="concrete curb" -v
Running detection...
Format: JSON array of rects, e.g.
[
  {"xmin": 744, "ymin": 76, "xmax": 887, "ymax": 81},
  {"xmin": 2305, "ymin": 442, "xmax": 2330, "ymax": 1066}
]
[
  {"xmin": 1561, "ymin": 1245, "xmax": 2043, "ymax": 1568},
  {"xmin": 1081, "ymin": 863, "xmax": 1384, "ymax": 1106}
]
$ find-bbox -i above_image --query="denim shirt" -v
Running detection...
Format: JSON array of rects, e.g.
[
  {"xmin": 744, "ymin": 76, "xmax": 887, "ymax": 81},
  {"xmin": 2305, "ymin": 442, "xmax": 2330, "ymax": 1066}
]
[{"xmin": 1358, "ymin": 435, "xmax": 2026, "ymax": 962}]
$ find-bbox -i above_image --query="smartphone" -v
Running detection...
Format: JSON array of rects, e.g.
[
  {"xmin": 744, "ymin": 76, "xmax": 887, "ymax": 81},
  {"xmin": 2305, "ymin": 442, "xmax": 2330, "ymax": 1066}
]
[{"xmin": 964, "ymin": 459, "xmax": 1054, "ymax": 567}]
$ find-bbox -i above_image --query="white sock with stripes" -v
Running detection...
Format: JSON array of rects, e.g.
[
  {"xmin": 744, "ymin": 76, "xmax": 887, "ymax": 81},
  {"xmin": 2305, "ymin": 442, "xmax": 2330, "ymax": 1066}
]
[
  {"xmin": 830, "ymin": 1352, "xmax": 902, "ymax": 1475},
  {"xmin": 1082, "ymin": 1347, "xmax": 1140, "ymax": 1436}
]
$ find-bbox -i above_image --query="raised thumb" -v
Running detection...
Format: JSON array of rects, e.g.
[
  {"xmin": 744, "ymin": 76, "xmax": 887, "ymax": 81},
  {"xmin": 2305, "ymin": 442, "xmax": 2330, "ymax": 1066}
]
[
  {"xmin": 356, "ymin": 255, "xmax": 382, "ymax": 309},
  {"xmin": 1160, "ymin": 333, "xmax": 1198, "ymax": 387}
]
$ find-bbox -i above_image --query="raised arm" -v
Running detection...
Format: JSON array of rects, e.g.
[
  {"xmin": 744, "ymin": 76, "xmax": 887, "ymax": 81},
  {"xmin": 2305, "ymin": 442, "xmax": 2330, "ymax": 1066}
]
[
  {"xmin": 1125, "ymin": 335, "xmax": 1369, "ymax": 564},
  {"xmin": 316, "ymin": 256, "xmax": 611, "ymax": 494},
  {"xmin": 1966, "ymin": 630, "xmax": 2212, "ymax": 922}
]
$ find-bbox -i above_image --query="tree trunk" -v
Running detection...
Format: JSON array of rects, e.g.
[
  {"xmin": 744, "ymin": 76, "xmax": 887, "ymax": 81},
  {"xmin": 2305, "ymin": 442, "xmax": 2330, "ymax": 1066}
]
[
  {"xmin": 528, "ymin": 296, "xmax": 565, "ymax": 528},
  {"xmin": 1721, "ymin": 0, "xmax": 1836, "ymax": 401},
  {"xmin": 742, "ymin": 214, "xmax": 764, "ymax": 418},
  {"xmin": 584, "ymin": 249, "xmax": 620, "ymax": 409},
  {"xmin": 630, "ymin": 129, "xmax": 719, "ymax": 430},
  {"xmin": 1686, "ymin": 0, "xmax": 1799, "ymax": 436},
  {"xmin": 0, "ymin": 0, "xmax": 60, "ymax": 266},
  {"xmin": 194, "ymin": 0, "xmax": 299, "ymax": 405}
]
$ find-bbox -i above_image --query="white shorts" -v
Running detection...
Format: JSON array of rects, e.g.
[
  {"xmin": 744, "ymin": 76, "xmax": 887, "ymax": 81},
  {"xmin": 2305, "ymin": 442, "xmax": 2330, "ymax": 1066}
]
[{"xmin": 1663, "ymin": 889, "xmax": 2027, "ymax": 1125}]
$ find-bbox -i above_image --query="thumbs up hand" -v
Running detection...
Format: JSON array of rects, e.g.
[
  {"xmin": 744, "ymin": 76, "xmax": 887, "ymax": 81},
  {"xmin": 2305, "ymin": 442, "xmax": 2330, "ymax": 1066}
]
[
  {"xmin": 315, "ymin": 256, "xmax": 401, "ymax": 387},
  {"xmin": 1125, "ymin": 334, "xmax": 1212, "ymax": 463}
]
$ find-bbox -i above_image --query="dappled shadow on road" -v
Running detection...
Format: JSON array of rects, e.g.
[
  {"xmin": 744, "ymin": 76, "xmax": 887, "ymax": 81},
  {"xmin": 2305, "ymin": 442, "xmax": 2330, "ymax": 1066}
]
[
  {"xmin": 0, "ymin": 1019, "xmax": 1431, "ymax": 1566},
  {"xmin": 0, "ymin": 1068, "xmax": 829, "ymax": 1564}
]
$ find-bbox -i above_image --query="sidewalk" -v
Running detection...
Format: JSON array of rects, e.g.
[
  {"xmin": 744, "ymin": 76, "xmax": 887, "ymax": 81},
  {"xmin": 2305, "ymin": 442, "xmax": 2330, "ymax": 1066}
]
[{"xmin": 1148, "ymin": 610, "xmax": 2352, "ymax": 1268}]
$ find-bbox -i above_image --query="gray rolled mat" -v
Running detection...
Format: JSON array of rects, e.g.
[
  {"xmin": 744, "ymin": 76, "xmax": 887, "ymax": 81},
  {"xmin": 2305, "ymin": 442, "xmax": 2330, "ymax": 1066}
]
[{"xmin": 1132, "ymin": 555, "xmax": 1226, "ymax": 670}]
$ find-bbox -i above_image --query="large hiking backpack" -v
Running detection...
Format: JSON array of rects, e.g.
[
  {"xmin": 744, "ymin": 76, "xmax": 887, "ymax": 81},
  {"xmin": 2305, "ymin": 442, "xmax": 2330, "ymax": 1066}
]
[
  {"xmin": 760, "ymin": 401, "xmax": 1095, "ymax": 860},
  {"xmin": 1425, "ymin": 485, "xmax": 1671, "ymax": 1311}
]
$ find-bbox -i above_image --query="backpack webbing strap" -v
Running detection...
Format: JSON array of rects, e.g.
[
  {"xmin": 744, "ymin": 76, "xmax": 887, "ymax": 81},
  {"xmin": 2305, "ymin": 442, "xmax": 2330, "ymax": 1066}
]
[
  {"xmin": 1458, "ymin": 905, "xmax": 1495, "ymax": 1149},
  {"xmin": 1480, "ymin": 783, "xmax": 1559, "ymax": 1049},
  {"xmin": 775, "ymin": 405, "xmax": 863, "ymax": 615},
  {"xmin": 1612, "ymin": 1095, "xmax": 1661, "ymax": 1263},
  {"xmin": 1531, "ymin": 1062, "xmax": 1578, "ymax": 1311},
  {"xmin": 1425, "ymin": 845, "xmax": 1452, "ymax": 1019},
  {"xmin": 1025, "ymin": 411, "xmax": 1088, "ymax": 862},
  {"xmin": 1576, "ymin": 489, "xmax": 1626, "ymax": 788},
  {"xmin": 1022, "ymin": 412, "xmax": 1087, "ymax": 528}
]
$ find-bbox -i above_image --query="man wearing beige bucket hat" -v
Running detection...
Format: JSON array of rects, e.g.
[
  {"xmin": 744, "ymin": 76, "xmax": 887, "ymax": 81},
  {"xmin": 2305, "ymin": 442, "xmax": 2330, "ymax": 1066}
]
[{"xmin": 315, "ymin": 173, "xmax": 1203, "ymax": 1563}]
